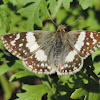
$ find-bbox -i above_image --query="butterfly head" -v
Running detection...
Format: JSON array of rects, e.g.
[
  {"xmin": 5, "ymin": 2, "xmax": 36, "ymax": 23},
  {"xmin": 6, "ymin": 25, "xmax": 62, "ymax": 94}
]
[
  {"xmin": 52, "ymin": 25, "xmax": 67, "ymax": 42},
  {"xmin": 57, "ymin": 25, "xmax": 66, "ymax": 33}
]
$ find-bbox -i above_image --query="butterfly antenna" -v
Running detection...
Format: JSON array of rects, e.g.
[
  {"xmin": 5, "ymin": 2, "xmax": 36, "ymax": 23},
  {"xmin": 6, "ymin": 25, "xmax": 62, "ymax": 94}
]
[
  {"xmin": 47, "ymin": 17, "xmax": 58, "ymax": 27},
  {"xmin": 66, "ymin": 17, "xmax": 83, "ymax": 27}
]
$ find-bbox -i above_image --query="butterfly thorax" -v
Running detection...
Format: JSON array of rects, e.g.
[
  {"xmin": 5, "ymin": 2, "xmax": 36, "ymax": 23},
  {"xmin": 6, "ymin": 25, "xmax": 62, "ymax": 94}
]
[{"xmin": 53, "ymin": 25, "xmax": 66, "ymax": 43}]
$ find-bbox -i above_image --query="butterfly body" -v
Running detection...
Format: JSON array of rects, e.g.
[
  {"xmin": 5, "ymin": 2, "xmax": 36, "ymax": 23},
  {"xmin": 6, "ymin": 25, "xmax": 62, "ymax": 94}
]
[
  {"xmin": 50, "ymin": 32, "xmax": 65, "ymax": 69},
  {"xmin": 1, "ymin": 25, "xmax": 100, "ymax": 75}
]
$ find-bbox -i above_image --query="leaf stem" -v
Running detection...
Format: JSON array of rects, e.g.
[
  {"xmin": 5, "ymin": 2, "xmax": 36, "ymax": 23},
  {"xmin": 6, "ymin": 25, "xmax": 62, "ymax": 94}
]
[{"xmin": 86, "ymin": 66, "xmax": 100, "ymax": 83}]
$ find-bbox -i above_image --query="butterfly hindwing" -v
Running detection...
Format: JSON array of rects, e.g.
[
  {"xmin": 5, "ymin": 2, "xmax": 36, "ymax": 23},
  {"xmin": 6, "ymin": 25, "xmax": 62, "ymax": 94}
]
[
  {"xmin": 57, "ymin": 36, "xmax": 84, "ymax": 75},
  {"xmin": 57, "ymin": 51, "xmax": 83, "ymax": 75}
]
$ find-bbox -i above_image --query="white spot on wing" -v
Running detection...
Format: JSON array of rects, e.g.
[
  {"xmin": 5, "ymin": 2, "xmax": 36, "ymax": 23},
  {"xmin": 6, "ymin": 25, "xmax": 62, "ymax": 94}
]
[
  {"xmin": 45, "ymin": 63, "xmax": 48, "ymax": 67},
  {"xmin": 9, "ymin": 36, "xmax": 12, "ymax": 38},
  {"xmin": 90, "ymin": 32, "xmax": 97, "ymax": 44},
  {"xmin": 22, "ymin": 61, "xmax": 33, "ymax": 72},
  {"xmin": 10, "ymin": 41, "xmax": 15, "ymax": 46},
  {"xmin": 57, "ymin": 58, "xmax": 84, "ymax": 75},
  {"xmin": 86, "ymin": 42, "xmax": 90, "ymax": 45},
  {"xmin": 93, "ymin": 46, "xmax": 97, "ymax": 50},
  {"xmin": 87, "ymin": 47, "xmax": 89, "ymax": 49},
  {"xmin": 10, "ymin": 34, "xmax": 20, "ymax": 46},
  {"xmin": 75, "ymin": 31, "xmax": 86, "ymax": 51},
  {"xmin": 19, "ymin": 43, "xmax": 23, "ymax": 47},
  {"xmin": 41, "ymin": 63, "xmax": 44, "ymax": 67},
  {"xmin": 26, "ymin": 32, "xmax": 39, "ymax": 52},
  {"xmin": 65, "ymin": 50, "xmax": 77, "ymax": 62},
  {"xmin": 48, "ymin": 66, "xmax": 51, "ymax": 69},
  {"xmin": 35, "ymin": 49, "xmax": 47, "ymax": 61}
]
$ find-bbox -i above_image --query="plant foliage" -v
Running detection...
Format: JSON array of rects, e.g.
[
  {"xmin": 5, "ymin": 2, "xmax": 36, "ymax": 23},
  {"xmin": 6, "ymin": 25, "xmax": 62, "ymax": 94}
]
[{"xmin": 0, "ymin": 0, "xmax": 100, "ymax": 100}]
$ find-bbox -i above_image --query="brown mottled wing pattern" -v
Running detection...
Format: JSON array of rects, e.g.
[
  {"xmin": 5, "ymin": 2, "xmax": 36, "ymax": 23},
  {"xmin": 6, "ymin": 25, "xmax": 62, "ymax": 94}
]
[
  {"xmin": 2, "ymin": 31, "xmax": 56, "ymax": 74},
  {"xmin": 57, "ymin": 30, "xmax": 100, "ymax": 75},
  {"xmin": 2, "ymin": 28, "xmax": 100, "ymax": 75}
]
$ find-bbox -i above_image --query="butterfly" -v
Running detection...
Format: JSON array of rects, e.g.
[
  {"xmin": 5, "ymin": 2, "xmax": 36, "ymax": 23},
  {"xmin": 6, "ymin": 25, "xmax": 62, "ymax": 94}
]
[{"xmin": 1, "ymin": 25, "xmax": 100, "ymax": 75}]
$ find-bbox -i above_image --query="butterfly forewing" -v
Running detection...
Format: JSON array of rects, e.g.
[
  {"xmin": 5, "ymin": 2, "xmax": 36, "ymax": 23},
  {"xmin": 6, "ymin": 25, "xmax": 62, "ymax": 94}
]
[
  {"xmin": 2, "ymin": 31, "xmax": 53, "ymax": 59},
  {"xmin": 67, "ymin": 30, "xmax": 100, "ymax": 58},
  {"xmin": 78, "ymin": 31, "xmax": 100, "ymax": 57},
  {"xmin": 2, "ymin": 32, "xmax": 32, "ymax": 59}
]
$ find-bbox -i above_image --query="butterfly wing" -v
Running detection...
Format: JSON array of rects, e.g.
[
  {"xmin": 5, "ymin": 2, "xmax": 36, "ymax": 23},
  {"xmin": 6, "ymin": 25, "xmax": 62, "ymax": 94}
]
[
  {"xmin": 57, "ymin": 30, "xmax": 100, "ymax": 75},
  {"xmin": 2, "ymin": 31, "xmax": 53, "ymax": 59},
  {"xmin": 2, "ymin": 31, "xmax": 56, "ymax": 74},
  {"xmin": 67, "ymin": 30, "xmax": 100, "ymax": 57}
]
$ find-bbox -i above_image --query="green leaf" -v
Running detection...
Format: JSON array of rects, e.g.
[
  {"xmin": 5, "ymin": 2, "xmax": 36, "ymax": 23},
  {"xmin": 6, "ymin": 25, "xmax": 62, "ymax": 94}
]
[
  {"xmin": 56, "ymin": 9, "xmax": 67, "ymax": 25},
  {"xmin": 18, "ymin": 0, "xmax": 50, "ymax": 30},
  {"xmin": 0, "ymin": 75, "xmax": 12, "ymax": 100},
  {"xmin": 92, "ymin": 49, "xmax": 100, "ymax": 60},
  {"xmin": 70, "ymin": 88, "xmax": 88, "ymax": 99},
  {"xmin": 16, "ymin": 84, "xmax": 53, "ymax": 100},
  {"xmin": 17, "ymin": 0, "xmax": 36, "ymax": 6},
  {"xmin": 0, "ymin": 60, "xmax": 24, "ymax": 75},
  {"xmin": 62, "ymin": 0, "xmax": 73, "ymax": 10},
  {"xmin": 79, "ymin": 0, "xmax": 96, "ymax": 9},
  {"xmin": 0, "ymin": 7, "xmax": 10, "ymax": 33},
  {"xmin": 0, "ymin": 40, "xmax": 4, "ymax": 49},
  {"xmin": 80, "ymin": 10, "xmax": 100, "ymax": 31},
  {"xmin": 2, "ymin": 0, "xmax": 9, "ymax": 4},
  {"xmin": 88, "ymin": 92, "xmax": 100, "ymax": 100},
  {"xmin": 48, "ymin": 0, "xmax": 57, "ymax": 15},
  {"xmin": 92, "ymin": 49, "xmax": 100, "ymax": 74},
  {"xmin": 9, "ymin": 70, "xmax": 36, "ymax": 82}
]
